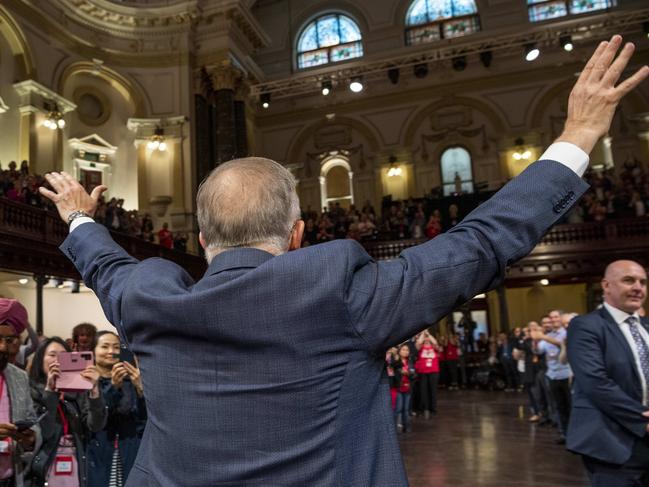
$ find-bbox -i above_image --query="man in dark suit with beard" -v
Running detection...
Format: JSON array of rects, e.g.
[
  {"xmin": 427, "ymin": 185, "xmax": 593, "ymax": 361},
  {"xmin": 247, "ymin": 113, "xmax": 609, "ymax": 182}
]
[{"xmin": 568, "ymin": 260, "xmax": 649, "ymax": 486}]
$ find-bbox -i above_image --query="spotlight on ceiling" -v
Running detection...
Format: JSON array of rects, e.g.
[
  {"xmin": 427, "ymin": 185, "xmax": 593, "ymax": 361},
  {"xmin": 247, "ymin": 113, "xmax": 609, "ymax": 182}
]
[
  {"xmin": 540, "ymin": 279, "xmax": 549, "ymax": 286},
  {"xmin": 480, "ymin": 50, "xmax": 492, "ymax": 68},
  {"xmin": 560, "ymin": 35, "xmax": 574, "ymax": 52},
  {"xmin": 525, "ymin": 43, "xmax": 540, "ymax": 62},
  {"xmin": 414, "ymin": 63, "xmax": 428, "ymax": 78},
  {"xmin": 260, "ymin": 93, "xmax": 271, "ymax": 109},
  {"xmin": 321, "ymin": 80, "xmax": 332, "ymax": 96},
  {"xmin": 18, "ymin": 278, "xmax": 28, "ymax": 285},
  {"xmin": 349, "ymin": 77, "xmax": 364, "ymax": 93},
  {"xmin": 387, "ymin": 67, "xmax": 400, "ymax": 84},
  {"xmin": 452, "ymin": 56, "xmax": 467, "ymax": 72}
]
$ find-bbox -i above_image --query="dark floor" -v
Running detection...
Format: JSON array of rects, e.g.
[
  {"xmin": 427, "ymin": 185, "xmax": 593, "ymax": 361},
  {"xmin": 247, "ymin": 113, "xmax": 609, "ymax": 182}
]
[{"xmin": 400, "ymin": 390, "xmax": 589, "ymax": 487}]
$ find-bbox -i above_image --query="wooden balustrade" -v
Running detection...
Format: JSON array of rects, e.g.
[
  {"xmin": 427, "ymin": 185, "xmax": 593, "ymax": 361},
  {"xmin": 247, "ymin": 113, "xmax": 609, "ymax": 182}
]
[
  {"xmin": 2, "ymin": 197, "xmax": 648, "ymax": 285},
  {"xmin": 0, "ymin": 198, "xmax": 207, "ymax": 280}
]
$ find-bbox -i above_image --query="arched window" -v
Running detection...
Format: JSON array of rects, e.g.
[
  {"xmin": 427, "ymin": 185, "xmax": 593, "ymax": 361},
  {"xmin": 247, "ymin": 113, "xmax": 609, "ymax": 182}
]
[
  {"xmin": 405, "ymin": 0, "xmax": 480, "ymax": 46},
  {"xmin": 296, "ymin": 14, "xmax": 363, "ymax": 69},
  {"xmin": 527, "ymin": 0, "xmax": 616, "ymax": 22},
  {"xmin": 320, "ymin": 157, "xmax": 354, "ymax": 210},
  {"xmin": 441, "ymin": 146, "xmax": 473, "ymax": 196}
]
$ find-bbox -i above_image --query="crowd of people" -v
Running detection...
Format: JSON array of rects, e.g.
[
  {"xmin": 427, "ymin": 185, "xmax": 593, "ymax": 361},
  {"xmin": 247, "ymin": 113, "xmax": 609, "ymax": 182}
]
[
  {"xmin": 568, "ymin": 160, "xmax": 649, "ymax": 222},
  {"xmin": 0, "ymin": 299, "xmax": 145, "ymax": 487},
  {"xmin": 0, "ymin": 160, "xmax": 188, "ymax": 252}
]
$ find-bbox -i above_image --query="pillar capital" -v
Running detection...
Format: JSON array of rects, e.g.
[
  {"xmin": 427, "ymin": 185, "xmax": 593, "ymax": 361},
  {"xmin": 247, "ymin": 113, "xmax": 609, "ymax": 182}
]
[{"xmin": 211, "ymin": 60, "xmax": 242, "ymax": 91}]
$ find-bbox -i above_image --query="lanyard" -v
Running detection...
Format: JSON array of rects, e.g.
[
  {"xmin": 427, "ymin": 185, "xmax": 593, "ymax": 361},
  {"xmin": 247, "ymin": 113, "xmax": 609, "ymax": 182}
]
[{"xmin": 57, "ymin": 402, "xmax": 69, "ymax": 436}]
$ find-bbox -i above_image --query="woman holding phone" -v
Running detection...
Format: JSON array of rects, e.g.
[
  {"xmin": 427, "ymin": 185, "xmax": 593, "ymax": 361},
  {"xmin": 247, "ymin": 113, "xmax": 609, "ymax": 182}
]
[
  {"xmin": 28, "ymin": 337, "xmax": 107, "ymax": 487},
  {"xmin": 87, "ymin": 331, "xmax": 146, "ymax": 487}
]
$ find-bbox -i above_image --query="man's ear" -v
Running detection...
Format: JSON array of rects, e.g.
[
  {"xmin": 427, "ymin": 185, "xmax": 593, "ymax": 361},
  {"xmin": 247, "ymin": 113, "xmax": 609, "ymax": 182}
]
[
  {"xmin": 199, "ymin": 232, "xmax": 207, "ymax": 250},
  {"xmin": 289, "ymin": 220, "xmax": 305, "ymax": 251}
]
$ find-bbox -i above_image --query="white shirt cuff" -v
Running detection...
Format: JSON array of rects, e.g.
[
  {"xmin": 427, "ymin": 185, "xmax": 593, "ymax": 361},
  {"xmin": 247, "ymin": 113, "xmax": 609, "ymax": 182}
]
[
  {"xmin": 539, "ymin": 142, "xmax": 589, "ymax": 177},
  {"xmin": 69, "ymin": 216, "xmax": 95, "ymax": 232}
]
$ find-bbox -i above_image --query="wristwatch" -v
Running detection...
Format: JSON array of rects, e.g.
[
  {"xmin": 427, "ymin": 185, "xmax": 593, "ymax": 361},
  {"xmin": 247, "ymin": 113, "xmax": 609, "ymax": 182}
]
[{"xmin": 67, "ymin": 210, "xmax": 91, "ymax": 226}]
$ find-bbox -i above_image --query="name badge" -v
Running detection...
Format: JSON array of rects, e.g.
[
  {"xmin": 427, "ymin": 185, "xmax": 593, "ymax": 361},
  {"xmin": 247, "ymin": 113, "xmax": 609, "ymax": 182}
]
[
  {"xmin": 55, "ymin": 455, "xmax": 74, "ymax": 475},
  {"xmin": 0, "ymin": 439, "xmax": 11, "ymax": 456}
]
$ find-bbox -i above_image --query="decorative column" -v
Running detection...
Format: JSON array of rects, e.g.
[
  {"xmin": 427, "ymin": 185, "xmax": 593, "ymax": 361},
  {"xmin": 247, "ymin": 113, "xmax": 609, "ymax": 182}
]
[
  {"xmin": 496, "ymin": 285, "xmax": 510, "ymax": 332},
  {"xmin": 348, "ymin": 171, "xmax": 355, "ymax": 205},
  {"xmin": 319, "ymin": 176, "xmax": 327, "ymax": 211},
  {"xmin": 33, "ymin": 274, "xmax": 49, "ymax": 335},
  {"xmin": 211, "ymin": 61, "xmax": 242, "ymax": 164}
]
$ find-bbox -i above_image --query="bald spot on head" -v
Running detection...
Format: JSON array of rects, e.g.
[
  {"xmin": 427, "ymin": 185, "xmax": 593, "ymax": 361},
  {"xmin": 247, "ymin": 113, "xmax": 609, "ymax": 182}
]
[{"xmin": 196, "ymin": 157, "xmax": 300, "ymax": 257}]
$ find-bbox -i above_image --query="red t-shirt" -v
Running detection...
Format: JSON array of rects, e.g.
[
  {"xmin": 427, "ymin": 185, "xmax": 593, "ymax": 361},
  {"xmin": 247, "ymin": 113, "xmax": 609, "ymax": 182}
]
[
  {"xmin": 415, "ymin": 344, "xmax": 439, "ymax": 374},
  {"xmin": 444, "ymin": 343, "xmax": 460, "ymax": 361}
]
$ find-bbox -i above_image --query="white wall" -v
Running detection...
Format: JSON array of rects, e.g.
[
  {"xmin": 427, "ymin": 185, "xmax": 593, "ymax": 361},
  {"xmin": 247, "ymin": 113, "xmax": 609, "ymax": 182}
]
[{"xmin": 0, "ymin": 279, "xmax": 115, "ymax": 339}]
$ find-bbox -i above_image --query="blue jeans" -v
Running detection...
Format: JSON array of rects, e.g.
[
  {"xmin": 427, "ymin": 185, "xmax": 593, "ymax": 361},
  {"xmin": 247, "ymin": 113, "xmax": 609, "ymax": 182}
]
[{"xmin": 395, "ymin": 392, "xmax": 412, "ymax": 431}]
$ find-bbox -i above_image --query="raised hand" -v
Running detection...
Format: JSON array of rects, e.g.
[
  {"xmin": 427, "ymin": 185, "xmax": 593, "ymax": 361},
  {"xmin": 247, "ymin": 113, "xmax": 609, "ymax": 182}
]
[
  {"xmin": 45, "ymin": 361, "xmax": 61, "ymax": 392},
  {"xmin": 38, "ymin": 171, "xmax": 107, "ymax": 223},
  {"xmin": 557, "ymin": 35, "xmax": 649, "ymax": 154}
]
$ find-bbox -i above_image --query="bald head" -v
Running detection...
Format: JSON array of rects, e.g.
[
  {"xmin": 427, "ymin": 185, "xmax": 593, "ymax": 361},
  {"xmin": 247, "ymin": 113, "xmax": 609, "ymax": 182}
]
[
  {"xmin": 602, "ymin": 260, "xmax": 647, "ymax": 314},
  {"xmin": 197, "ymin": 157, "xmax": 302, "ymax": 261}
]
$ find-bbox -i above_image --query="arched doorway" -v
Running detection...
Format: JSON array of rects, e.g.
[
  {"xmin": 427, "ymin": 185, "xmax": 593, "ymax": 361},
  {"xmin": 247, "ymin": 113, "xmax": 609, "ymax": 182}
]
[{"xmin": 319, "ymin": 157, "xmax": 354, "ymax": 211}]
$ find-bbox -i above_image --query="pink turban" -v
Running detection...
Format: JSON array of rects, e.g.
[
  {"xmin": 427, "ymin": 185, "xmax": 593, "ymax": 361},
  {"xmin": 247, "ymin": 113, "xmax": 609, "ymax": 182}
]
[{"xmin": 0, "ymin": 299, "xmax": 28, "ymax": 335}]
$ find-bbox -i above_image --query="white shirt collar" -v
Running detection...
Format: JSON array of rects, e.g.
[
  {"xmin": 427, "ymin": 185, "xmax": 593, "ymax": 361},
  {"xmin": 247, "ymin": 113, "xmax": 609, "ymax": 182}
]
[{"xmin": 603, "ymin": 301, "xmax": 641, "ymax": 326}]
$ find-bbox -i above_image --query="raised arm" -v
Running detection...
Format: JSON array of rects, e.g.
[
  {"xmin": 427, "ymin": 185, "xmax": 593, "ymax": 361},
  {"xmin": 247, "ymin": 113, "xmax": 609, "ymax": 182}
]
[
  {"xmin": 346, "ymin": 36, "xmax": 648, "ymax": 352},
  {"xmin": 39, "ymin": 173, "xmax": 140, "ymax": 330}
]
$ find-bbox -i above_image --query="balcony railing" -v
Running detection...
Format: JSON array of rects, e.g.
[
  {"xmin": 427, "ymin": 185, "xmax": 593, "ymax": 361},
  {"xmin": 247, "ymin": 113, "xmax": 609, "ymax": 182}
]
[
  {"xmin": 0, "ymin": 198, "xmax": 207, "ymax": 280},
  {"xmin": 2, "ymin": 197, "xmax": 648, "ymax": 283}
]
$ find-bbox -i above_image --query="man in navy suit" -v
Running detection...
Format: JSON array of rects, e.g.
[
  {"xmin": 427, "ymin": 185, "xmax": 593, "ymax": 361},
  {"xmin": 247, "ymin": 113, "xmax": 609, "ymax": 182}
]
[
  {"xmin": 567, "ymin": 260, "xmax": 649, "ymax": 486},
  {"xmin": 38, "ymin": 37, "xmax": 647, "ymax": 486}
]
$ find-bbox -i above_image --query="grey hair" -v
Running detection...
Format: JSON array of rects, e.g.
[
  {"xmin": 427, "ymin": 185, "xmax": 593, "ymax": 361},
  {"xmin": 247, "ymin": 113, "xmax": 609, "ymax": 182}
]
[{"xmin": 196, "ymin": 157, "xmax": 301, "ymax": 260}]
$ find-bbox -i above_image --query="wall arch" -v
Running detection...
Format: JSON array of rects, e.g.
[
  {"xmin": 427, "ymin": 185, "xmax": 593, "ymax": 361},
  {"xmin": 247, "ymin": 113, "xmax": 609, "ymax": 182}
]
[
  {"xmin": 0, "ymin": 5, "xmax": 36, "ymax": 79},
  {"xmin": 57, "ymin": 61, "xmax": 149, "ymax": 117},
  {"xmin": 287, "ymin": 115, "xmax": 381, "ymax": 167},
  {"xmin": 403, "ymin": 96, "xmax": 506, "ymax": 147}
]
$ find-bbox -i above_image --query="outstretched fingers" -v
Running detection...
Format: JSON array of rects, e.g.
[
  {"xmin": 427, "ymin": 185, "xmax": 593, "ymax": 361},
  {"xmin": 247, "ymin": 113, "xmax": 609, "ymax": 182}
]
[
  {"xmin": 577, "ymin": 40, "xmax": 609, "ymax": 86},
  {"xmin": 43, "ymin": 173, "xmax": 68, "ymax": 194},
  {"xmin": 601, "ymin": 42, "xmax": 635, "ymax": 88},
  {"xmin": 615, "ymin": 65, "xmax": 649, "ymax": 99},
  {"xmin": 38, "ymin": 186, "xmax": 58, "ymax": 202},
  {"xmin": 589, "ymin": 35, "xmax": 623, "ymax": 83}
]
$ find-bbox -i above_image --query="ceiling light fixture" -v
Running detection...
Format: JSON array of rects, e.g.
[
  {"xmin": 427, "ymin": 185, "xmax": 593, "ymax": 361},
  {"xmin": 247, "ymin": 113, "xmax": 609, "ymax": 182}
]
[
  {"xmin": 349, "ymin": 77, "xmax": 363, "ymax": 93},
  {"xmin": 260, "ymin": 93, "xmax": 271, "ymax": 109},
  {"xmin": 525, "ymin": 43, "xmax": 540, "ymax": 62},
  {"xmin": 560, "ymin": 35, "xmax": 574, "ymax": 52},
  {"xmin": 321, "ymin": 80, "xmax": 332, "ymax": 96},
  {"xmin": 147, "ymin": 127, "xmax": 167, "ymax": 151}
]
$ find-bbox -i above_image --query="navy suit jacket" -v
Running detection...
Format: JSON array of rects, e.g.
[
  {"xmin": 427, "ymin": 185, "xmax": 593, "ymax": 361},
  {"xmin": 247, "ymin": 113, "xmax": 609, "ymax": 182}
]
[
  {"xmin": 567, "ymin": 307, "xmax": 649, "ymax": 464},
  {"xmin": 60, "ymin": 160, "xmax": 587, "ymax": 486}
]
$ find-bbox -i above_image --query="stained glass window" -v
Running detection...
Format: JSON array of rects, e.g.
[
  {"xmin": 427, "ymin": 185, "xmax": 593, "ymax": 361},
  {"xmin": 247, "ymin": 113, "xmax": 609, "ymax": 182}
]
[
  {"xmin": 441, "ymin": 146, "xmax": 474, "ymax": 196},
  {"xmin": 405, "ymin": 0, "xmax": 480, "ymax": 46},
  {"xmin": 297, "ymin": 14, "xmax": 363, "ymax": 69},
  {"xmin": 527, "ymin": 0, "xmax": 615, "ymax": 22}
]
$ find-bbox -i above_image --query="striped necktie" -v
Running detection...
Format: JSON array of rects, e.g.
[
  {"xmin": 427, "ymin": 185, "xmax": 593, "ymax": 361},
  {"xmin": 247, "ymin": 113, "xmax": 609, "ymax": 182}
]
[{"xmin": 626, "ymin": 316, "xmax": 649, "ymax": 387}]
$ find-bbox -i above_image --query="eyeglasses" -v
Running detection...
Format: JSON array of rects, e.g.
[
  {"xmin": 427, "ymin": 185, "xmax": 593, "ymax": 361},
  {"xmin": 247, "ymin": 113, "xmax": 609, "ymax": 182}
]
[{"xmin": 0, "ymin": 336, "xmax": 19, "ymax": 345}]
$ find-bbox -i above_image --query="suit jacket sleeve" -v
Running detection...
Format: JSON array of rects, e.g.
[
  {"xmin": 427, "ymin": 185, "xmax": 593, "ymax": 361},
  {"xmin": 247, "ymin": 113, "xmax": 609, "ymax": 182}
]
[
  {"xmin": 59, "ymin": 223, "xmax": 140, "ymax": 335},
  {"xmin": 567, "ymin": 316, "xmax": 647, "ymax": 438},
  {"xmin": 345, "ymin": 159, "xmax": 589, "ymax": 352}
]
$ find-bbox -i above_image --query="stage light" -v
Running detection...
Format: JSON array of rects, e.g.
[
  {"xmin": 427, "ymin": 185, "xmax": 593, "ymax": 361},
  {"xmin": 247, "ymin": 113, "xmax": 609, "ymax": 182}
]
[
  {"xmin": 260, "ymin": 93, "xmax": 271, "ymax": 109},
  {"xmin": 525, "ymin": 43, "xmax": 540, "ymax": 62},
  {"xmin": 480, "ymin": 51, "xmax": 492, "ymax": 68},
  {"xmin": 452, "ymin": 56, "xmax": 467, "ymax": 72},
  {"xmin": 349, "ymin": 77, "xmax": 363, "ymax": 93},
  {"xmin": 18, "ymin": 278, "xmax": 28, "ymax": 285},
  {"xmin": 321, "ymin": 80, "xmax": 332, "ymax": 96},
  {"xmin": 387, "ymin": 67, "xmax": 400, "ymax": 84},
  {"xmin": 414, "ymin": 63, "xmax": 428, "ymax": 78},
  {"xmin": 540, "ymin": 279, "xmax": 549, "ymax": 286},
  {"xmin": 560, "ymin": 35, "xmax": 574, "ymax": 52}
]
